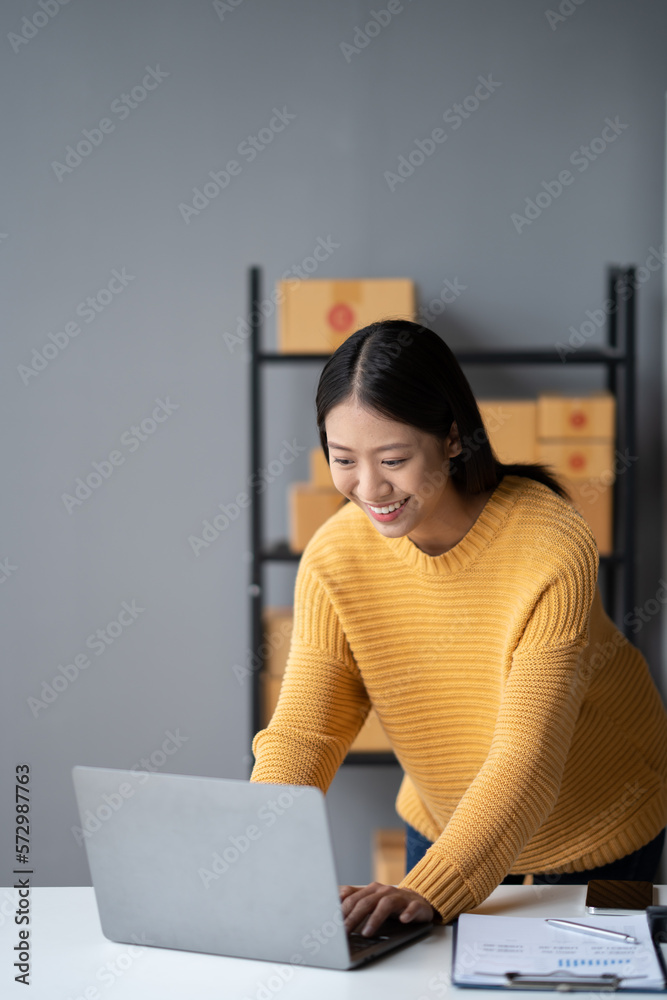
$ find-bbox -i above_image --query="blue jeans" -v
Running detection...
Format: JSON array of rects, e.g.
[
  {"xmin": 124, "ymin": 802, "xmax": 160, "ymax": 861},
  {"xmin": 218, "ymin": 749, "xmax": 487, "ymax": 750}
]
[{"xmin": 404, "ymin": 821, "xmax": 666, "ymax": 884}]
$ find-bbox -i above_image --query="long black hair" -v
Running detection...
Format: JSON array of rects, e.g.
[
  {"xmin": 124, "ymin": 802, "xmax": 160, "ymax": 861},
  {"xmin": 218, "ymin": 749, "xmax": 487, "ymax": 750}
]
[{"xmin": 315, "ymin": 319, "xmax": 568, "ymax": 499}]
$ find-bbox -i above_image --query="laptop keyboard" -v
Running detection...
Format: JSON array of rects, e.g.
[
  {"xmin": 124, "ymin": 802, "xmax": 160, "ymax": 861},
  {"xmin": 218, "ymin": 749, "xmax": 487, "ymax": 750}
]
[{"xmin": 347, "ymin": 930, "xmax": 393, "ymax": 953}]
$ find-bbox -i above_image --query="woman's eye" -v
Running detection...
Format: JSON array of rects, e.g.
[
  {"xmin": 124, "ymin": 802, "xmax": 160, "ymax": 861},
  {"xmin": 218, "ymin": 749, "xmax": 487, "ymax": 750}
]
[{"xmin": 331, "ymin": 458, "xmax": 405, "ymax": 467}]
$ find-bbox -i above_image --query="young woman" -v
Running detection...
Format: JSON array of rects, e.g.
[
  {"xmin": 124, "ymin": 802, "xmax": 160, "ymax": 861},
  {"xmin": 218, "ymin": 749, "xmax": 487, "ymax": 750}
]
[{"xmin": 250, "ymin": 319, "xmax": 667, "ymax": 938}]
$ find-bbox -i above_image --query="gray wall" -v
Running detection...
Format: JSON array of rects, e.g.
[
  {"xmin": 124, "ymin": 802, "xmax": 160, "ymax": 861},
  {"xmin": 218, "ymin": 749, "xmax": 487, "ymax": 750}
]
[{"xmin": 3, "ymin": 0, "xmax": 666, "ymax": 887}]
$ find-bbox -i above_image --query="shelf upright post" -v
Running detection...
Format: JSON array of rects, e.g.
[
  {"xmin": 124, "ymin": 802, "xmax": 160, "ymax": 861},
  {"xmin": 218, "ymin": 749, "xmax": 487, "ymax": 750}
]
[
  {"xmin": 604, "ymin": 266, "xmax": 621, "ymax": 619},
  {"xmin": 606, "ymin": 266, "xmax": 620, "ymax": 397},
  {"xmin": 249, "ymin": 265, "xmax": 264, "ymax": 758},
  {"xmin": 622, "ymin": 267, "xmax": 636, "ymax": 631}
]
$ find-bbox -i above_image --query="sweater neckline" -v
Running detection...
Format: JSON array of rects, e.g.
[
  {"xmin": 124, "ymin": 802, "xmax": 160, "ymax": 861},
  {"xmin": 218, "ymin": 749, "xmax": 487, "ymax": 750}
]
[{"xmin": 381, "ymin": 476, "xmax": 522, "ymax": 576}]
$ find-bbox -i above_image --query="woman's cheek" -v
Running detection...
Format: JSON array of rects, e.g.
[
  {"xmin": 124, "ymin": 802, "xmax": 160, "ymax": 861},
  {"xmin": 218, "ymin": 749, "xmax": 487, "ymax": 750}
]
[{"xmin": 331, "ymin": 471, "xmax": 351, "ymax": 496}]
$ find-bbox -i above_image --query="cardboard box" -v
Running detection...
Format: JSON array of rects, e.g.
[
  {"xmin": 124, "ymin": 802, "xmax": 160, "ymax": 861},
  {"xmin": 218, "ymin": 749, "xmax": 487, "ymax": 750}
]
[
  {"xmin": 478, "ymin": 400, "xmax": 537, "ymax": 464},
  {"xmin": 537, "ymin": 392, "xmax": 615, "ymax": 439},
  {"xmin": 277, "ymin": 278, "xmax": 415, "ymax": 354},
  {"xmin": 535, "ymin": 392, "xmax": 615, "ymax": 555},
  {"xmin": 562, "ymin": 476, "xmax": 613, "ymax": 556},
  {"xmin": 310, "ymin": 447, "xmax": 334, "ymax": 487},
  {"xmin": 537, "ymin": 440, "xmax": 615, "ymax": 480},
  {"xmin": 261, "ymin": 606, "xmax": 293, "ymax": 677},
  {"xmin": 350, "ymin": 708, "xmax": 393, "ymax": 753},
  {"xmin": 288, "ymin": 483, "xmax": 345, "ymax": 552},
  {"xmin": 373, "ymin": 829, "xmax": 406, "ymax": 886}
]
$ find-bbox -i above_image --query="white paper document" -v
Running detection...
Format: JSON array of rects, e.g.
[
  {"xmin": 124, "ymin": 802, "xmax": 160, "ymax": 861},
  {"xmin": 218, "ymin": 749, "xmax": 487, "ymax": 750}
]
[{"xmin": 453, "ymin": 913, "xmax": 666, "ymax": 989}]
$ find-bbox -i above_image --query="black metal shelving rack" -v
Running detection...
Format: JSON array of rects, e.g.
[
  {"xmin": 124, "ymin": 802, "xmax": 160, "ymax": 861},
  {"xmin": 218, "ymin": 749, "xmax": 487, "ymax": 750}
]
[{"xmin": 249, "ymin": 264, "xmax": 637, "ymax": 769}]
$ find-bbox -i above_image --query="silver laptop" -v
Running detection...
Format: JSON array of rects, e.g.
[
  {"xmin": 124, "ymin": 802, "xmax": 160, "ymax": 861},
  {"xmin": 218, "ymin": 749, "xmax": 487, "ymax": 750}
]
[{"xmin": 71, "ymin": 766, "xmax": 433, "ymax": 970}]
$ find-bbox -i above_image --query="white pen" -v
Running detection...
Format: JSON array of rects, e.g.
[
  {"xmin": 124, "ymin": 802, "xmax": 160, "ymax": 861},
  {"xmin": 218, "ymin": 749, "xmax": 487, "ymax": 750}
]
[{"xmin": 545, "ymin": 918, "xmax": 639, "ymax": 945}]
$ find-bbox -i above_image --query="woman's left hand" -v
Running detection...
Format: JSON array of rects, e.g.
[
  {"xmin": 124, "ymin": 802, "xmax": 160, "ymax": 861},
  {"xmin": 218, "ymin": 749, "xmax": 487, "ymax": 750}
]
[{"xmin": 339, "ymin": 882, "xmax": 438, "ymax": 937}]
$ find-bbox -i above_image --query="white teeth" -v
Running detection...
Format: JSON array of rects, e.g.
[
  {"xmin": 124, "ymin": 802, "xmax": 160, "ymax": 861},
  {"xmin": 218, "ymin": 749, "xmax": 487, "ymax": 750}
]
[{"xmin": 369, "ymin": 498, "xmax": 407, "ymax": 514}]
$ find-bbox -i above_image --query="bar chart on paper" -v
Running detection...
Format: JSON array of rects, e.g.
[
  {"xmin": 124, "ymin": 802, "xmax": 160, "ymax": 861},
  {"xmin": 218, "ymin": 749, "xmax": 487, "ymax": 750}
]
[{"xmin": 452, "ymin": 913, "xmax": 666, "ymax": 989}]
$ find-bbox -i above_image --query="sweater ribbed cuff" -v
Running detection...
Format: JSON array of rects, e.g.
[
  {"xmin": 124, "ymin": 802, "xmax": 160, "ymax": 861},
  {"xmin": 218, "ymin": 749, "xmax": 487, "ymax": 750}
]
[
  {"xmin": 398, "ymin": 851, "xmax": 477, "ymax": 925},
  {"xmin": 249, "ymin": 726, "xmax": 345, "ymax": 793}
]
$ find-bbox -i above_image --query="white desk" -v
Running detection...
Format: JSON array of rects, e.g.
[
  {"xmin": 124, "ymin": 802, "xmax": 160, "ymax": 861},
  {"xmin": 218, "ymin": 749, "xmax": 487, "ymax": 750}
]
[{"xmin": 1, "ymin": 885, "xmax": 665, "ymax": 999}]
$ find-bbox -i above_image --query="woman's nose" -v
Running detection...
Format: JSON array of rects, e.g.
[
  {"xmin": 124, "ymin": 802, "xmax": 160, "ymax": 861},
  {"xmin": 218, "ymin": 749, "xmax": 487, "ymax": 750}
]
[{"xmin": 357, "ymin": 466, "xmax": 392, "ymax": 502}]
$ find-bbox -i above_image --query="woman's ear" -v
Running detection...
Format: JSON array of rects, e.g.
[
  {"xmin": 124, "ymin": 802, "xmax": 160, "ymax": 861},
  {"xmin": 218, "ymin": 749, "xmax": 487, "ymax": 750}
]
[{"xmin": 447, "ymin": 421, "xmax": 463, "ymax": 458}]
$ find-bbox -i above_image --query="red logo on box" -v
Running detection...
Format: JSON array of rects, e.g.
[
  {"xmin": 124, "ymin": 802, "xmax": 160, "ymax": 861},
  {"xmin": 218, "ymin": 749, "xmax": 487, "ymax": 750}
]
[
  {"xmin": 569, "ymin": 410, "xmax": 587, "ymax": 428},
  {"xmin": 568, "ymin": 453, "xmax": 586, "ymax": 471},
  {"xmin": 328, "ymin": 303, "xmax": 355, "ymax": 333}
]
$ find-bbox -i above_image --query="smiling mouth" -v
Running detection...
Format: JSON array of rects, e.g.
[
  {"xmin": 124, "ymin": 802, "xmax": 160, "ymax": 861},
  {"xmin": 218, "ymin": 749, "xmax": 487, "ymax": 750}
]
[{"xmin": 365, "ymin": 496, "xmax": 410, "ymax": 514}]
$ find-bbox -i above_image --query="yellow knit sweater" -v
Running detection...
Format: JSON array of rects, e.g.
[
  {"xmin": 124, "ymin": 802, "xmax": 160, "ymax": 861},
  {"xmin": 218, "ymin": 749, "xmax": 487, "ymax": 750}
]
[{"xmin": 250, "ymin": 476, "xmax": 667, "ymax": 924}]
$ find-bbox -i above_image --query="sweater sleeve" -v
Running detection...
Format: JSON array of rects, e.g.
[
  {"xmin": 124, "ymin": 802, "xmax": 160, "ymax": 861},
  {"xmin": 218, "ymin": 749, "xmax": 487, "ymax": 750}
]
[
  {"xmin": 249, "ymin": 552, "xmax": 371, "ymax": 792},
  {"xmin": 399, "ymin": 535, "xmax": 599, "ymax": 924}
]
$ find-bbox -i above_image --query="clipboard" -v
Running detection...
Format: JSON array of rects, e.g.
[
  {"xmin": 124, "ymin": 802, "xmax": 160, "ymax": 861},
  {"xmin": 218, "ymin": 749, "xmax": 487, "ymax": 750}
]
[{"xmin": 451, "ymin": 906, "xmax": 667, "ymax": 992}]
